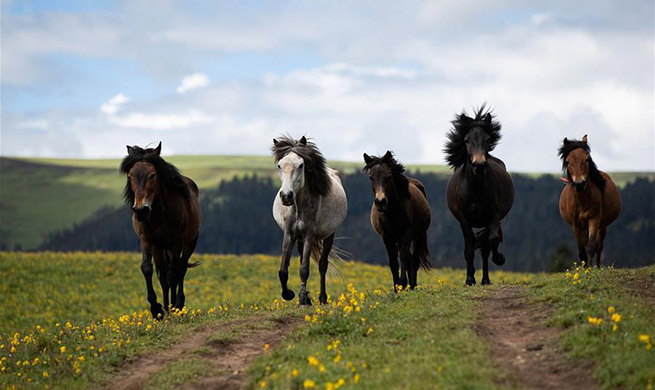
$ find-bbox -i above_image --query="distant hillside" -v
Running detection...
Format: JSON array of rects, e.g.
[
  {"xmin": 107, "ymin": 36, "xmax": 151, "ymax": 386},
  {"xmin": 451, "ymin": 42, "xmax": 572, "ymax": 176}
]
[{"xmin": 0, "ymin": 155, "xmax": 652, "ymax": 250}]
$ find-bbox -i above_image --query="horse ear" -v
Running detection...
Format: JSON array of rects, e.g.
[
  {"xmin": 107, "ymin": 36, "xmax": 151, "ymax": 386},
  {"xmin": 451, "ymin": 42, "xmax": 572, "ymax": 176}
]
[
  {"xmin": 299, "ymin": 136, "xmax": 307, "ymax": 145},
  {"xmin": 383, "ymin": 150, "xmax": 393, "ymax": 161},
  {"xmin": 582, "ymin": 134, "xmax": 588, "ymax": 144},
  {"xmin": 126, "ymin": 145, "xmax": 135, "ymax": 155},
  {"xmin": 153, "ymin": 142, "xmax": 162, "ymax": 156},
  {"xmin": 485, "ymin": 113, "xmax": 492, "ymax": 125},
  {"xmin": 563, "ymin": 138, "xmax": 570, "ymax": 145},
  {"xmin": 363, "ymin": 153, "xmax": 373, "ymax": 164},
  {"xmin": 273, "ymin": 138, "xmax": 279, "ymax": 147}
]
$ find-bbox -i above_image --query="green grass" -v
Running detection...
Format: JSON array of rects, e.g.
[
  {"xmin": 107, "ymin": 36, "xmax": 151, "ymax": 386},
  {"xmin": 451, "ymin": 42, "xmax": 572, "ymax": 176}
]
[
  {"xmin": 0, "ymin": 252, "xmax": 653, "ymax": 389},
  {"xmin": 248, "ymin": 286, "xmax": 500, "ymax": 390},
  {"xmin": 530, "ymin": 264, "xmax": 655, "ymax": 389}
]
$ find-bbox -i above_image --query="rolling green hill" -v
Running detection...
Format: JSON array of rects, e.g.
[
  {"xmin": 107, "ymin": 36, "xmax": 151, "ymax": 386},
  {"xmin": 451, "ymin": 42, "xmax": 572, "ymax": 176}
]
[{"xmin": 0, "ymin": 155, "xmax": 652, "ymax": 250}]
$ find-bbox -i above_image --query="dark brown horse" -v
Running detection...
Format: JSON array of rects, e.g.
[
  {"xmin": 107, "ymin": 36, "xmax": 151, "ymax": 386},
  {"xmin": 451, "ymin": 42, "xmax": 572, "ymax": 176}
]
[
  {"xmin": 363, "ymin": 151, "xmax": 431, "ymax": 290},
  {"xmin": 558, "ymin": 135, "xmax": 621, "ymax": 267},
  {"xmin": 120, "ymin": 142, "xmax": 201, "ymax": 318},
  {"xmin": 444, "ymin": 106, "xmax": 514, "ymax": 286}
]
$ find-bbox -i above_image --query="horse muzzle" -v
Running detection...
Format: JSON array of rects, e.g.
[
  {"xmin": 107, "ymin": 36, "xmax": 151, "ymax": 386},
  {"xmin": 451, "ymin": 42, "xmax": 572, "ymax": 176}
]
[
  {"xmin": 471, "ymin": 161, "xmax": 487, "ymax": 175},
  {"xmin": 574, "ymin": 180, "xmax": 587, "ymax": 192},
  {"xmin": 280, "ymin": 191, "xmax": 294, "ymax": 206},
  {"xmin": 374, "ymin": 197, "xmax": 387, "ymax": 212},
  {"xmin": 133, "ymin": 205, "xmax": 151, "ymax": 221}
]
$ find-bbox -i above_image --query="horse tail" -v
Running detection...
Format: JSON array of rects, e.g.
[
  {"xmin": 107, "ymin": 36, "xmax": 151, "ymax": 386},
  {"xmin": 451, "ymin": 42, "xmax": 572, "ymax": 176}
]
[
  {"xmin": 187, "ymin": 261, "xmax": 201, "ymax": 268},
  {"xmin": 415, "ymin": 232, "xmax": 431, "ymax": 270},
  {"xmin": 310, "ymin": 240, "xmax": 349, "ymax": 277}
]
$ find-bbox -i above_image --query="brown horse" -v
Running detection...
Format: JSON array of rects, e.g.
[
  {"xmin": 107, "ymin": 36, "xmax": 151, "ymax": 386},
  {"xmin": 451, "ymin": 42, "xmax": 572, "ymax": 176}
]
[
  {"xmin": 120, "ymin": 142, "xmax": 201, "ymax": 318},
  {"xmin": 363, "ymin": 151, "xmax": 431, "ymax": 290},
  {"xmin": 558, "ymin": 135, "xmax": 621, "ymax": 267}
]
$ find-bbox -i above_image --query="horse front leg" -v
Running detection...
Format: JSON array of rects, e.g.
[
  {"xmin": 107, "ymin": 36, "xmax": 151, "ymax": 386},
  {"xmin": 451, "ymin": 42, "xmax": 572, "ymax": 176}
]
[
  {"xmin": 299, "ymin": 234, "xmax": 315, "ymax": 306},
  {"xmin": 278, "ymin": 232, "xmax": 296, "ymax": 301},
  {"xmin": 586, "ymin": 218, "xmax": 601, "ymax": 268},
  {"xmin": 383, "ymin": 236, "xmax": 400, "ymax": 289},
  {"xmin": 141, "ymin": 245, "xmax": 164, "ymax": 319},
  {"xmin": 399, "ymin": 236, "xmax": 412, "ymax": 289},
  {"xmin": 318, "ymin": 234, "xmax": 334, "ymax": 304},
  {"xmin": 481, "ymin": 243, "xmax": 491, "ymax": 285},
  {"xmin": 596, "ymin": 227, "xmax": 607, "ymax": 268},
  {"xmin": 154, "ymin": 249, "xmax": 169, "ymax": 311},
  {"xmin": 460, "ymin": 222, "xmax": 476, "ymax": 286},
  {"xmin": 174, "ymin": 236, "xmax": 198, "ymax": 310},
  {"xmin": 572, "ymin": 224, "xmax": 588, "ymax": 266}
]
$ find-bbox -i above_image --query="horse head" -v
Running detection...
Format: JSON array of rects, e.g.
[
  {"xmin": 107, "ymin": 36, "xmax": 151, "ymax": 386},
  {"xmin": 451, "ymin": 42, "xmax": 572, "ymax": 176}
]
[
  {"xmin": 363, "ymin": 151, "xmax": 407, "ymax": 212},
  {"xmin": 124, "ymin": 142, "xmax": 162, "ymax": 221}
]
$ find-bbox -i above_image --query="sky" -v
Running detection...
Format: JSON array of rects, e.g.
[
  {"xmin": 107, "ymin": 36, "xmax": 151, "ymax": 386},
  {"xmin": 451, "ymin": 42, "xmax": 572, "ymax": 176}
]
[{"xmin": 1, "ymin": 0, "xmax": 653, "ymax": 172}]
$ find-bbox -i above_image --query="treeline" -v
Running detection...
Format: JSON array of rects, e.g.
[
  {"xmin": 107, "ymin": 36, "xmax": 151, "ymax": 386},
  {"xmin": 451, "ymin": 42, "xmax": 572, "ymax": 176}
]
[{"xmin": 42, "ymin": 173, "xmax": 655, "ymax": 271}]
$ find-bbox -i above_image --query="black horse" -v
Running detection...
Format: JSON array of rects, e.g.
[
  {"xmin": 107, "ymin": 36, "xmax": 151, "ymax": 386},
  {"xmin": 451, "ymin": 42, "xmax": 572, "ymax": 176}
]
[
  {"xmin": 363, "ymin": 151, "xmax": 431, "ymax": 290},
  {"xmin": 444, "ymin": 106, "xmax": 514, "ymax": 286}
]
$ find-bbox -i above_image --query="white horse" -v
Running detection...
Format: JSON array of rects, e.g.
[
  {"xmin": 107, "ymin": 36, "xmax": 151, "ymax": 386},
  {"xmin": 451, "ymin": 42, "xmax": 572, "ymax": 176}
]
[{"xmin": 272, "ymin": 136, "xmax": 347, "ymax": 305}]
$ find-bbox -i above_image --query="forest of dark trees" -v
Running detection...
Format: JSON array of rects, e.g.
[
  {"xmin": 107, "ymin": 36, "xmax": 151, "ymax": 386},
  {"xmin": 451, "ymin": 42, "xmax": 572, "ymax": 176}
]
[{"xmin": 42, "ymin": 173, "xmax": 655, "ymax": 272}]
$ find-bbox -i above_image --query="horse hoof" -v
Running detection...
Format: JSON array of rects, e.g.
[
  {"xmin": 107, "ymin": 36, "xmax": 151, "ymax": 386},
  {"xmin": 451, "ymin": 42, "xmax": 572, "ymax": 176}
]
[
  {"xmin": 282, "ymin": 289, "xmax": 296, "ymax": 301},
  {"xmin": 319, "ymin": 293, "xmax": 328, "ymax": 305},
  {"xmin": 299, "ymin": 294, "xmax": 312, "ymax": 306},
  {"xmin": 492, "ymin": 253, "xmax": 505, "ymax": 266},
  {"xmin": 465, "ymin": 278, "xmax": 476, "ymax": 286},
  {"xmin": 481, "ymin": 279, "xmax": 492, "ymax": 286},
  {"xmin": 151, "ymin": 304, "xmax": 165, "ymax": 320}
]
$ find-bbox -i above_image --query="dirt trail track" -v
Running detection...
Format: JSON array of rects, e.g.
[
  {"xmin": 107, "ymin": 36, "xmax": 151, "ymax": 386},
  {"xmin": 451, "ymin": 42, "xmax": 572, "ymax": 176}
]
[
  {"xmin": 105, "ymin": 315, "xmax": 302, "ymax": 390},
  {"xmin": 476, "ymin": 286, "xmax": 597, "ymax": 390}
]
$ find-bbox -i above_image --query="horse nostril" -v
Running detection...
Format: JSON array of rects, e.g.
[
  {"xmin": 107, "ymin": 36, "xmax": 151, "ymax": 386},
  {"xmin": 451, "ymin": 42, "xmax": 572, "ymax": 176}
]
[{"xmin": 375, "ymin": 198, "xmax": 387, "ymax": 207}]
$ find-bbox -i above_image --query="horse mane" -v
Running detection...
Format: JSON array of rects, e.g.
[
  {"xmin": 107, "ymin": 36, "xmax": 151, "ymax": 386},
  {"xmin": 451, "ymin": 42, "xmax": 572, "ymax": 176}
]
[
  {"xmin": 362, "ymin": 152, "xmax": 410, "ymax": 198},
  {"xmin": 558, "ymin": 138, "xmax": 606, "ymax": 192},
  {"xmin": 119, "ymin": 145, "xmax": 190, "ymax": 205},
  {"xmin": 271, "ymin": 135, "xmax": 331, "ymax": 197},
  {"xmin": 443, "ymin": 104, "xmax": 502, "ymax": 169}
]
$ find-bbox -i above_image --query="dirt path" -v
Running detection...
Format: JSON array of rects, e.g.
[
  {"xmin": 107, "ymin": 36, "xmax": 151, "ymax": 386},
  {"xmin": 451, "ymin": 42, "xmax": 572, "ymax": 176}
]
[
  {"xmin": 476, "ymin": 286, "xmax": 597, "ymax": 390},
  {"xmin": 105, "ymin": 315, "xmax": 302, "ymax": 390}
]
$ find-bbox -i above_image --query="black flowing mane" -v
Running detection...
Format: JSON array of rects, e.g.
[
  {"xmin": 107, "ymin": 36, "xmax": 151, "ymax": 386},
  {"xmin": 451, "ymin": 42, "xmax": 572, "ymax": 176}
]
[
  {"xmin": 443, "ymin": 105, "xmax": 502, "ymax": 169},
  {"xmin": 119, "ymin": 145, "xmax": 190, "ymax": 205},
  {"xmin": 558, "ymin": 138, "xmax": 606, "ymax": 192},
  {"xmin": 271, "ymin": 135, "xmax": 331, "ymax": 197},
  {"xmin": 362, "ymin": 152, "xmax": 410, "ymax": 198}
]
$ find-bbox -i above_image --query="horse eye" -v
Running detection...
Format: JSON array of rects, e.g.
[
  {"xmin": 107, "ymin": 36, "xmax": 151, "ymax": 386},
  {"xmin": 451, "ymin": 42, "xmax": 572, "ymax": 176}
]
[
  {"xmin": 148, "ymin": 173, "xmax": 156, "ymax": 179},
  {"xmin": 368, "ymin": 176, "xmax": 373, "ymax": 181},
  {"xmin": 298, "ymin": 163, "xmax": 304, "ymax": 169},
  {"xmin": 465, "ymin": 139, "xmax": 469, "ymax": 144},
  {"xmin": 277, "ymin": 165, "xmax": 281, "ymax": 169}
]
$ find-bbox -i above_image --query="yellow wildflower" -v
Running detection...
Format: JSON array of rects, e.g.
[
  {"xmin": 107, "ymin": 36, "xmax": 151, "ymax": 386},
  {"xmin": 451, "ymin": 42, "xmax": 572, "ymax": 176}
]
[
  {"xmin": 639, "ymin": 335, "xmax": 651, "ymax": 343},
  {"xmin": 607, "ymin": 306, "xmax": 615, "ymax": 314},
  {"xmin": 303, "ymin": 379, "xmax": 315, "ymax": 388},
  {"xmin": 611, "ymin": 313, "xmax": 622, "ymax": 323},
  {"xmin": 307, "ymin": 356, "xmax": 319, "ymax": 366},
  {"xmin": 292, "ymin": 369, "xmax": 299, "ymax": 377},
  {"xmin": 60, "ymin": 346, "xmax": 67, "ymax": 354}
]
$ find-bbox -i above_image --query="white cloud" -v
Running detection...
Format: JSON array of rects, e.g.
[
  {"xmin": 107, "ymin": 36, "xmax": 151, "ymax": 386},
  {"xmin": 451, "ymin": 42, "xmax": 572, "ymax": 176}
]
[
  {"xmin": 15, "ymin": 119, "xmax": 49, "ymax": 130},
  {"xmin": 100, "ymin": 93, "xmax": 130, "ymax": 115},
  {"xmin": 109, "ymin": 110, "xmax": 213, "ymax": 130},
  {"xmin": 530, "ymin": 13, "xmax": 551, "ymax": 25},
  {"xmin": 176, "ymin": 73, "xmax": 210, "ymax": 94}
]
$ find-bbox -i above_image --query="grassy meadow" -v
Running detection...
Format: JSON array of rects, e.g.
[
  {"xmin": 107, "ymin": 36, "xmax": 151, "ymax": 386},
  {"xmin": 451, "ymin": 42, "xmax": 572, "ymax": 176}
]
[{"xmin": 0, "ymin": 252, "xmax": 653, "ymax": 389}]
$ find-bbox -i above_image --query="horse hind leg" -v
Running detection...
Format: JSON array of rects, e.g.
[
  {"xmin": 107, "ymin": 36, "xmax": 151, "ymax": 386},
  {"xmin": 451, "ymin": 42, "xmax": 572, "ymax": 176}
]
[
  {"xmin": 173, "ymin": 237, "xmax": 198, "ymax": 310},
  {"xmin": 154, "ymin": 249, "xmax": 169, "ymax": 312},
  {"xmin": 490, "ymin": 225, "xmax": 505, "ymax": 266},
  {"xmin": 318, "ymin": 234, "xmax": 334, "ymax": 304},
  {"xmin": 572, "ymin": 224, "xmax": 589, "ymax": 266}
]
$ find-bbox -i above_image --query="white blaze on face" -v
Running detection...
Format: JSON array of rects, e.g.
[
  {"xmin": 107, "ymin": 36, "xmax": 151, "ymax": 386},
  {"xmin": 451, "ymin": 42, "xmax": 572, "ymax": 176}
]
[{"xmin": 278, "ymin": 152, "xmax": 305, "ymax": 197}]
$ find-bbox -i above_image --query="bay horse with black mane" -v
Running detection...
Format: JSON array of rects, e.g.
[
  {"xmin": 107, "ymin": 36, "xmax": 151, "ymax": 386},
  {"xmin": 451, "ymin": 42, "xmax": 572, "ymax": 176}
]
[
  {"xmin": 363, "ymin": 151, "xmax": 431, "ymax": 290},
  {"xmin": 272, "ymin": 136, "xmax": 347, "ymax": 306},
  {"xmin": 444, "ymin": 106, "xmax": 514, "ymax": 286},
  {"xmin": 558, "ymin": 135, "xmax": 621, "ymax": 267},
  {"xmin": 120, "ymin": 142, "xmax": 201, "ymax": 318}
]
